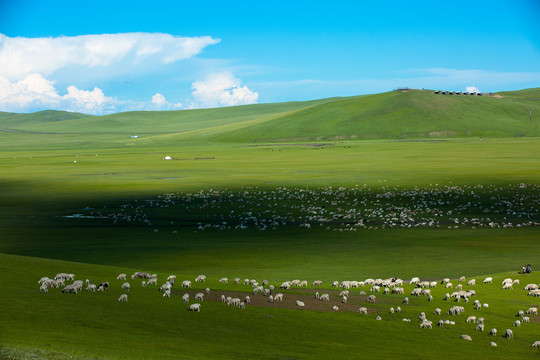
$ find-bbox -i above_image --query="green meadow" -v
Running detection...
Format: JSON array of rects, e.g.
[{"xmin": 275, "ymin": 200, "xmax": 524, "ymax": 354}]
[{"xmin": 0, "ymin": 89, "xmax": 539, "ymax": 359}]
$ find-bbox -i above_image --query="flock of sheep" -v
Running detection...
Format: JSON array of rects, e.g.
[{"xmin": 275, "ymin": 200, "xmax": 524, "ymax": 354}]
[
  {"xmin": 38, "ymin": 271, "xmax": 539, "ymax": 349},
  {"xmin": 70, "ymin": 183, "xmax": 539, "ymax": 233}
]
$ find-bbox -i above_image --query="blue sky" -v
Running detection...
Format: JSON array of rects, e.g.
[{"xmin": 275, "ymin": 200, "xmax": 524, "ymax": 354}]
[{"xmin": 0, "ymin": 0, "xmax": 539, "ymax": 114}]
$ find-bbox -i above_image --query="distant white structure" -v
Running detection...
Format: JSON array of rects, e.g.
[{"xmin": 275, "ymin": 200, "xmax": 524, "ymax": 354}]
[
  {"xmin": 130, "ymin": 135, "xmax": 138, "ymax": 138},
  {"xmin": 163, "ymin": 156, "xmax": 172, "ymax": 160}
]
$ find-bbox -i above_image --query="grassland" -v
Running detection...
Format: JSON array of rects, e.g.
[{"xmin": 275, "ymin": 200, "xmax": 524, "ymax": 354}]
[{"xmin": 0, "ymin": 88, "xmax": 539, "ymax": 359}]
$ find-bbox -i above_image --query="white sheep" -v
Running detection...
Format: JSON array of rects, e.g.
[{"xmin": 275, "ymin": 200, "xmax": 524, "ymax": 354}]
[
  {"xmin": 332, "ymin": 306, "xmax": 339, "ymax": 311},
  {"xmin": 419, "ymin": 320, "xmax": 432, "ymax": 329},
  {"xmin": 489, "ymin": 328, "xmax": 497, "ymax": 336},
  {"xmin": 402, "ymin": 297, "xmax": 409, "ymax": 304},
  {"xmin": 233, "ymin": 278, "xmax": 240, "ymax": 284},
  {"xmin": 245, "ymin": 295, "xmax": 251, "ymax": 303},
  {"xmin": 441, "ymin": 278, "xmax": 450, "ymax": 284},
  {"xmin": 86, "ymin": 284, "xmax": 96, "ymax": 292},
  {"xmin": 239, "ymin": 302, "xmax": 245, "ymax": 309},
  {"xmin": 62, "ymin": 284, "xmax": 78, "ymax": 294},
  {"xmin": 274, "ymin": 293, "xmax": 283, "ymax": 302},
  {"xmin": 205, "ymin": 287, "xmax": 210, "ymax": 295},
  {"xmin": 526, "ymin": 307, "xmax": 538, "ymax": 315},
  {"xmin": 121, "ymin": 282, "xmax": 131, "ymax": 291},
  {"xmin": 460, "ymin": 334, "xmax": 472, "ymax": 341},
  {"xmin": 525, "ymin": 284, "xmax": 539, "ymax": 290},
  {"xmin": 358, "ymin": 307, "xmax": 368, "ymax": 315},
  {"xmin": 194, "ymin": 293, "xmax": 204, "ymax": 301},
  {"xmin": 532, "ymin": 341, "xmax": 540, "ymax": 348},
  {"xmin": 502, "ymin": 283, "xmax": 513, "ymax": 290},
  {"xmin": 446, "ymin": 283, "xmax": 453, "ymax": 289},
  {"xmin": 467, "ymin": 279, "xmax": 476, "ymax": 286},
  {"xmin": 268, "ymin": 295, "xmax": 274, "ymax": 303},
  {"xmin": 396, "ymin": 306, "xmax": 401, "ymax": 313},
  {"xmin": 117, "ymin": 274, "xmax": 127, "ymax": 281},
  {"xmin": 296, "ymin": 300, "xmax": 305, "ymax": 307},
  {"xmin": 502, "ymin": 278, "xmax": 512, "ymax": 285},
  {"xmin": 219, "ymin": 277, "xmax": 228, "ymax": 284},
  {"xmin": 466, "ymin": 316, "xmax": 477, "ymax": 323},
  {"xmin": 459, "ymin": 276, "xmax": 466, "ymax": 282},
  {"xmin": 513, "ymin": 320, "xmax": 521, "ymax": 327},
  {"xmin": 195, "ymin": 275, "xmax": 206, "ymax": 283},
  {"xmin": 483, "ymin": 277, "xmax": 493, "ymax": 284},
  {"xmin": 504, "ymin": 329, "xmax": 513, "ymax": 339},
  {"xmin": 475, "ymin": 324, "xmax": 484, "ymax": 331},
  {"xmin": 434, "ymin": 308, "xmax": 441, "ymax": 315},
  {"xmin": 163, "ymin": 289, "xmax": 171, "ymax": 298},
  {"xmin": 490, "ymin": 342, "xmax": 497, "ymax": 347},
  {"xmin": 512, "ymin": 279, "xmax": 520, "ymax": 285},
  {"xmin": 187, "ymin": 303, "xmax": 201, "ymax": 312},
  {"xmin": 517, "ymin": 309, "xmax": 525, "ymax": 317},
  {"xmin": 167, "ymin": 275, "xmax": 176, "ymax": 282},
  {"xmin": 181, "ymin": 280, "xmax": 191, "ymax": 288},
  {"xmin": 340, "ymin": 290, "xmax": 349, "ymax": 297},
  {"xmin": 522, "ymin": 316, "xmax": 530, "ymax": 323},
  {"xmin": 402, "ymin": 318, "xmax": 411, "ymax": 322},
  {"xmin": 319, "ymin": 294, "xmax": 330, "ymax": 301},
  {"xmin": 118, "ymin": 294, "xmax": 128, "ymax": 302},
  {"xmin": 40, "ymin": 284, "xmax": 48, "ymax": 293},
  {"xmin": 312, "ymin": 280, "xmax": 322, "ymax": 286},
  {"xmin": 183, "ymin": 293, "xmax": 190, "ymax": 303},
  {"xmin": 147, "ymin": 278, "xmax": 157, "ymax": 285},
  {"xmin": 366, "ymin": 295, "xmax": 376, "ymax": 303},
  {"xmin": 390, "ymin": 307, "xmax": 395, "ymax": 314},
  {"xmin": 438, "ymin": 319, "xmax": 444, "ymax": 327}
]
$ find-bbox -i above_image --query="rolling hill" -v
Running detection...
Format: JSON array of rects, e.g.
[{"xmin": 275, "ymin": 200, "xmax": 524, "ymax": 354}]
[{"xmin": 0, "ymin": 88, "xmax": 539, "ymax": 145}]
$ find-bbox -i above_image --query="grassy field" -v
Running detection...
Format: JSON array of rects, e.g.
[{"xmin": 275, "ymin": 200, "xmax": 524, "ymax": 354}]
[{"xmin": 0, "ymin": 88, "xmax": 539, "ymax": 359}]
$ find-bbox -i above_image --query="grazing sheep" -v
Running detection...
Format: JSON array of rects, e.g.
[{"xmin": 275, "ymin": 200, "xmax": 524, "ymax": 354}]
[
  {"xmin": 427, "ymin": 295, "xmax": 433, "ymax": 302},
  {"xmin": 280, "ymin": 281, "xmax": 291, "ymax": 290},
  {"xmin": 121, "ymin": 282, "xmax": 130, "ymax": 291},
  {"xmin": 332, "ymin": 306, "xmax": 339, "ymax": 311},
  {"xmin": 366, "ymin": 295, "xmax": 376, "ymax": 303},
  {"xmin": 444, "ymin": 293, "xmax": 450, "ymax": 301},
  {"xmin": 419, "ymin": 320, "xmax": 432, "ymax": 329},
  {"xmin": 342, "ymin": 296, "xmax": 348, "ymax": 304},
  {"xmin": 141, "ymin": 281, "xmax": 146, "ymax": 287},
  {"xmin": 183, "ymin": 294, "xmax": 190, "ymax": 303},
  {"xmin": 118, "ymin": 294, "xmax": 128, "ymax": 302},
  {"xmin": 483, "ymin": 277, "xmax": 493, "ymax": 284},
  {"xmin": 483, "ymin": 303, "xmax": 489, "ymax": 308},
  {"xmin": 332, "ymin": 281, "xmax": 339, "ymax": 288},
  {"xmin": 219, "ymin": 277, "xmax": 228, "ymax": 284},
  {"xmin": 205, "ymin": 287, "xmax": 210, "ymax": 294},
  {"xmin": 459, "ymin": 276, "xmax": 466, "ymax": 282},
  {"xmin": 434, "ymin": 308, "xmax": 441, "ymax": 315},
  {"xmin": 490, "ymin": 342, "xmax": 497, "ymax": 347},
  {"xmin": 239, "ymin": 302, "xmax": 245, "ymax": 309},
  {"xmin": 274, "ymin": 293, "xmax": 283, "ymax": 302},
  {"xmin": 312, "ymin": 280, "xmax": 322, "ymax": 286},
  {"xmin": 526, "ymin": 307, "xmax": 538, "ymax": 315},
  {"xmin": 117, "ymin": 274, "xmax": 127, "ymax": 281},
  {"xmin": 319, "ymin": 294, "xmax": 330, "ymax": 302},
  {"xmin": 147, "ymin": 278, "xmax": 157, "ymax": 286},
  {"xmin": 383, "ymin": 287, "xmax": 390, "ymax": 295},
  {"xmin": 402, "ymin": 297, "xmax": 409, "ymax": 305},
  {"xmin": 455, "ymin": 284, "xmax": 463, "ymax": 290},
  {"xmin": 477, "ymin": 317, "xmax": 484, "ymax": 324},
  {"xmin": 187, "ymin": 303, "xmax": 201, "ymax": 312},
  {"xmin": 502, "ymin": 278, "xmax": 512, "ymax": 285},
  {"xmin": 263, "ymin": 280, "xmax": 269, "ymax": 286},
  {"xmin": 97, "ymin": 286, "xmax": 105, "ymax": 292},
  {"xmin": 195, "ymin": 275, "xmax": 206, "ymax": 283},
  {"xmin": 532, "ymin": 341, "xmax": 540, "ymax": 348},
  {"xmin": 512, "ymin": 279, "xmax": 520, "ymax": 285},
  {"xmin": 268, "ymin": 295, "xmax": 274, "ymax": 303},
  {"xmin": 233, "ymin": 278, "xmax": 240, "ymax": 284},
  {"xmin": 460, "ymin": 335, "xmax": 472, "ymax": 341},
  {"xmin": 263, "ymin": 288, "xmax": 271, "ymax": 296},
  {"xmin": 441, "ymin": 278, "xmax": 450, "ymax": 284},
  {"xmin": 446, "ymin": 283, "xmax": 453, "ymax": 289},
  {"xmin": 438, "ymin": 320, "xmax": 444, "ymax": 327},
  {"xmin": 522, "ymin": 316, "xmax": 530, "ymax": 323},
  {"xmin": 86, "ymin": 284, "xmax": 96, "ymax": 292},
  {"xmin": 38, "ymin": 277, "xmax": 50, "ymax": 284},
  {"xmin": 390, "ymin": 307, "xmax": 395, "ymax": 314},
  {"xmin": 40, "ymin": 284, "xmax": 48, "ymax": 293},
  {"xmin": 340, "ymin": 290, "xmax": 349, "ymax": 297},
  {"xmin": 315, "ymin": 292, "xmax": 319, "ymax": 299},
  {"xmin": 397, "ymin": 307, "xmax": 402, "ymax": 313},
  {"xmin": 489, "ymin": 328, "xmax": 497, "ymax": 336},
  {"xmin": 409, "ymin": 277, "xmax": 420, "ymax": 284},
  {"xmin": 475, "ymin": 324, "xmax": 484, "ymax": 331},
  {"xmin": 97, "ymin": 282, "xmax": 109, "ymax": 291},
  {"xmin": 402, "ymin": 318, "xmax": 411, "ymax": 322},
  {"xmin": 429, "ymin": 281, "xmax": 437, "ymax": 288},
  {"xmin": 517, "ymin": 310, "xmax": 525, "ymax": 317},
  {"xmin": 296, "ymin": 300, "xmax": 305, "ymax": 307},
  {"xmin": 529, "ymin": 290, "xmax": 540, "ymax": 297},
  {"xmin": 167, "ymin": 275, "xmax": 176, "ymax": 282},
  {"xmin": 245, "ymin": 295, "xmax": 251, "ymax": 303},
  {"xmin": 181, "ymin": 280, "xmax": 191, "ymax": 288},
  {"xmin": 502, "ymin": 283, "xmax": 513, "ymax": 290},
  {"xmin": 163, "ymin": 289, "xmax": 171, "ymax": 298},
  {"xmin": 62, "ymin": 284, "xmax": 78, "ymax": 294},
  {"xmin": 525, "ymin": 284, "xmax": 539, "ymax": 291},
  {"xmin": 358, "ymin": 307, "xmax": 368, "ymax": 315},
  {"xmin": 467, "ymin": 279, "xmax": 476, "ymax": 286},
  {"xmin": 194, "ymin": 293, "xmax": 204, "ymax": 301},
  {"xmin": 513, "ymin": 320, "xmax": 521, "ymax": 327},
  {"xmin": 376, "ymin": 316, "xmax": 382, "ymax": 320},
  {"xmin": 504, "ymin": 329, "xmax": 513, "ymax": 339},
  {"xmin": 466, "ymin": 316, "xmax": 477, "ymax": 323}
]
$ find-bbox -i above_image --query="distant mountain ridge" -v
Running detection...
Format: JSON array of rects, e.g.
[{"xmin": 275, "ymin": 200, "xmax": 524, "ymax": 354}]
[{"xmin": 1, "ymin": 88, "xmax": 538, "ymax": 143}]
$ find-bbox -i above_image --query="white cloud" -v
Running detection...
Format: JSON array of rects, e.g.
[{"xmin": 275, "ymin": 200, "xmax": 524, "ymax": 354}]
[
  {"xmin": 0, "ymin": 32, "xmax": 220, "ymax": 81},
  {"xmin": 466, "ymin": 86, "xmax": 480, "ymax": 93},
  {"xmin": 0, "ymin": 73, "xmax": 115, "ymax": 114},
  {"xmin": 150, "ymin": 93, "xmax": 182, "ymax": 110},
  {"xmin": 190, "ymin": 72, "xmax": 259, "ymax": 108},
  {"xmin": 151, "ymin": 93, "xmax": 168, "ymax": 107}
]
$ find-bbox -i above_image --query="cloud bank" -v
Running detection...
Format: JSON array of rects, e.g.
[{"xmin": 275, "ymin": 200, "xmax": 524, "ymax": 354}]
[
  {"xmin": 190, "ymin": 72, "xmax": 259, "ymax": 108},
  {"xmin": 0, "ymin": 33, "xmax": 220, "ymax": 81}
]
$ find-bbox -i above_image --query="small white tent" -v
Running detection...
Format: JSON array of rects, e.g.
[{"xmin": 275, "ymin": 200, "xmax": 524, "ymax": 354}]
[{"xmin": 163, "ymin": 156, "xmax": 172, "ymax": 160}]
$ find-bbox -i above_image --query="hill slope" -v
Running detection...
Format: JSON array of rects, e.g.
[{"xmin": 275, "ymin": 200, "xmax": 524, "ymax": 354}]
[{"xmin": 1, "ymin": 88, "xmax": 539, "ymax": 144}]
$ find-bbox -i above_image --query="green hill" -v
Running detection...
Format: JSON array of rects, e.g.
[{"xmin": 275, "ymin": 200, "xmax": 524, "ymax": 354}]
[{"xmin": 1, "ymin": 88, "xmax": 539, "ymax": 144}]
